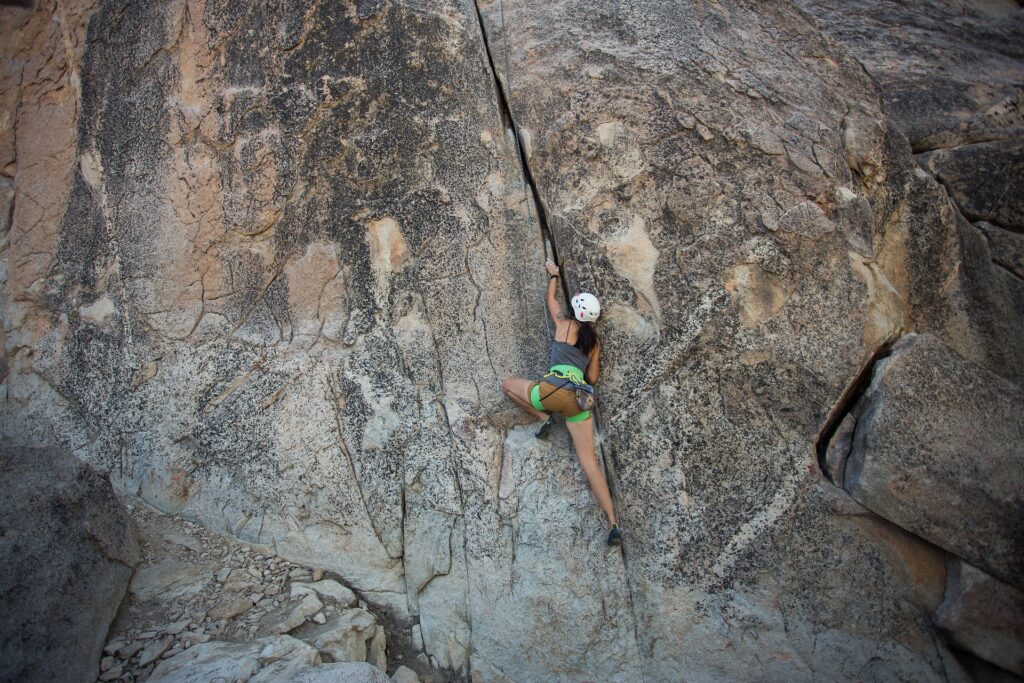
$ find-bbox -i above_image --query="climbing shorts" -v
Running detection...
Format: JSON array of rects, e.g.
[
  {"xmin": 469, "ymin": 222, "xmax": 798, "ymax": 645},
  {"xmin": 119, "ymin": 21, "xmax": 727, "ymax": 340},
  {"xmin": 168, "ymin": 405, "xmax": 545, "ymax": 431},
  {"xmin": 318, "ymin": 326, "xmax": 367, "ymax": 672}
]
[{"xmin": 529, "ymin": 381, "xmax": 591, "ymax": 422}]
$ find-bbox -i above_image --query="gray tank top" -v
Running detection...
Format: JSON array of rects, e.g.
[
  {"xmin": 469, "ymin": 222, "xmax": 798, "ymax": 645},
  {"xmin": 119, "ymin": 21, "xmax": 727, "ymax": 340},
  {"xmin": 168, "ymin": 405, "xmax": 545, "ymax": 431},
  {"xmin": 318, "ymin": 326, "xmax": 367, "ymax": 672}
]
[
  {"xmin": 550, "ymin": 340, "xmax": 590, "ymax": 372},
  {"xmin": 548, "ymin": 322, "xmax": 591, "ymax": 375}
]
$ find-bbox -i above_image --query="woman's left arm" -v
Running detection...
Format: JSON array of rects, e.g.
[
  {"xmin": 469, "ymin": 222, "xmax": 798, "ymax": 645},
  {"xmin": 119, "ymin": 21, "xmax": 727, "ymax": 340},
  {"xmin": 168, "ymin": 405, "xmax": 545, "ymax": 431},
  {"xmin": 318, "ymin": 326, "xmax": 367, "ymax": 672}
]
[{"xmin": 585, "ymin": 340, "xmax": 601, "ymax": 385}]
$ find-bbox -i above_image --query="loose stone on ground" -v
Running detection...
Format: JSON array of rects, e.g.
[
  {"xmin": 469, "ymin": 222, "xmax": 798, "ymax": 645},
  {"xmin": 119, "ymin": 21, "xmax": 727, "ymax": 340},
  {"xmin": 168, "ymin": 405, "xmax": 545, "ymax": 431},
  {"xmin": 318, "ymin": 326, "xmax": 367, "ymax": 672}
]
[{"xmin": 98, "ymin": 501, "xmax": 434, "ymax": 683}]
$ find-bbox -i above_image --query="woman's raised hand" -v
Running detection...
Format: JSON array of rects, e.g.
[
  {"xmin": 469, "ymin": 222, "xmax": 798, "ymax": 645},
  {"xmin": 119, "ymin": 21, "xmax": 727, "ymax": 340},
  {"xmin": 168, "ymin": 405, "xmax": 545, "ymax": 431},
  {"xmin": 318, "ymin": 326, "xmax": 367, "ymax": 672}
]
[{"xmin": 545, "ymin": 259, "xmax": 560, "ymax": 276}]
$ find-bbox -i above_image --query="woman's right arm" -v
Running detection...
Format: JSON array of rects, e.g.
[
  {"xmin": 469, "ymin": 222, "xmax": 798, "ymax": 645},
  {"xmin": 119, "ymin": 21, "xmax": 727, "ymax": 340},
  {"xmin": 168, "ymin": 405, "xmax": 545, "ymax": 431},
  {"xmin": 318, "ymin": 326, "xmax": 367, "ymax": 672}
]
[{"xmin": 545, "ymin": 259, "xmax": 562, "ymax": 322}]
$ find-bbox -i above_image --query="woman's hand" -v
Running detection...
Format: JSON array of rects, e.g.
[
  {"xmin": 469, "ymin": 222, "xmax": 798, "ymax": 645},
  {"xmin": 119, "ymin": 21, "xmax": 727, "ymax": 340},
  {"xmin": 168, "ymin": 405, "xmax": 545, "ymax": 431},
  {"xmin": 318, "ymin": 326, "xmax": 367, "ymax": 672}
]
[{"xmin": 545, "ymin": 259, "xmax": 560, "ymax": 277}]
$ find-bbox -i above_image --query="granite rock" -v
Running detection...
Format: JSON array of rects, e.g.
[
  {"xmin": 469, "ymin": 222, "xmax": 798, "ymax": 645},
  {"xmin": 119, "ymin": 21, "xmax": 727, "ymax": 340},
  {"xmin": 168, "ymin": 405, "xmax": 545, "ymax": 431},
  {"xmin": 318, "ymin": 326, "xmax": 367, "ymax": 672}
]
[
  {"xmin": 476, "ymin": 0, "xmax": 1017, "ymax": 679},
  {"xmin": 935, "ymin": 558, "xmax": 1024, "ymax": 677},
  {"xmin": 292, "ymin": 580, "xmax": 357, "ymax": 607},
  {"xmin": 0, "ymin": 446, "xmax": 139, "ymax": 683},
  {"xmin": 797, "ymin": 0, "xmax": 1024, "ymax": 388},
  {"xmin": 308, "ymin": 608, "xmax": 378, "ymax": 664},
  {"xmin": 1, "ymin": 0, "xmax": 1022, "ymax": 681},
  {"xmin": 253, "ymin": 661, "xmax": 391, "ymax": 683},
  {"xmin": 148, "ymin": 635, "xmax": 318, "ymax": 683},
  {"xmin": 918, "ymin": 140, "xmax": 1024, "ymax": 231},
  {"xmin": 794, "ymin": 0, "xmax": 1024, "ymax": 151},
  {"xmin": 834, "ymin": 334, "xmax": 1024, "ymax": 588}
]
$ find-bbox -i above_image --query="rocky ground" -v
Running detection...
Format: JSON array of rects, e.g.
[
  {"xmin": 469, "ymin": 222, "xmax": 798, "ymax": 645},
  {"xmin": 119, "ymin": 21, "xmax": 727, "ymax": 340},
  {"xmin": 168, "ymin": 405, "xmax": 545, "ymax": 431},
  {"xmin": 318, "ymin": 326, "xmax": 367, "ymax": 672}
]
[{"xmin": 98, "ymin": 500, "xmax": 423, "ymax": 683}]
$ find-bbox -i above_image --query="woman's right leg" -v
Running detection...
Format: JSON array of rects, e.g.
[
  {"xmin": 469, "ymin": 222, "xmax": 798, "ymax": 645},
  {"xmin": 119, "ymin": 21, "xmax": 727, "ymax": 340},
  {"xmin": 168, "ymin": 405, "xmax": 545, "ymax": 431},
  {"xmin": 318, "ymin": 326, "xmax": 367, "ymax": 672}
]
[
  {"xmin": 565, "ymin": 417, "xmax": 617, "ymax": 525},
  {"xmin": 500, "ymin": 376, "xmax": 548, "ymax": 421}
]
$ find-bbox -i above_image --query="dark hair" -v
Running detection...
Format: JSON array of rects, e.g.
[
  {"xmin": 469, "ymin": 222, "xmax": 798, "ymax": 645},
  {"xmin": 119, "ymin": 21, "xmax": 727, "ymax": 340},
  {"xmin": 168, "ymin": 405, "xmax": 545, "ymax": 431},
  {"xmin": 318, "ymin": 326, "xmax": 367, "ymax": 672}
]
[{"xmin": 574, "ymin": 320, "xmax": 598, "ymax": 355}]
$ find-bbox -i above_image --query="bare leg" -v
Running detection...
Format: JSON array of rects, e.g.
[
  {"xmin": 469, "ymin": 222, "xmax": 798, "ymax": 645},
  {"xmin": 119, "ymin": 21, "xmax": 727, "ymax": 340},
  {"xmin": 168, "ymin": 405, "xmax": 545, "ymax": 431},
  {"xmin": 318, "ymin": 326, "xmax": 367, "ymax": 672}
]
[
  {"xmin": 565, "ymin": 417, "xmax": 617, "ymax": 525},
  {"xmin": 501, "ymin": 377, "xmax": 548, "ymax": 421}
]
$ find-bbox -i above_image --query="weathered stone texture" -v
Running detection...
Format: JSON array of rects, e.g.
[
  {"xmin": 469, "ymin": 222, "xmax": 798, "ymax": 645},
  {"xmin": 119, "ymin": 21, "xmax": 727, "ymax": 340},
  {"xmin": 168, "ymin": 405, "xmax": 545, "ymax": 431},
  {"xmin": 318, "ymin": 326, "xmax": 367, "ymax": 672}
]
[
  {"xmin": 794, "ymin": 0, "xmax": 1024, "ymax": 152},
  {"xmin": 918, "ymin": 141, "xmax": 1024, "ymax": 231},
  {"xmin": 479, "ymin": 0, "xmax": 974, "ymax": 679},
  {"xmin": 936, "ymin": 558, "xmax": 1024, "ymax": 677},
  {"xmin": 3, "ymin": 0, "xmax": 635, "ymax": 679},
  {"xmin": 1, "ymin": 0, "xmax": 1022, "ymax": 681},
  {"xmin": 0, "ymin": 446, "xmax": 140, "ymax": 683},
  {"xmin": 797, "ymin": 0, "xmax": 1024, "ymax": 388},
  {"xmin": 479, "ymin": 0, "xmax": 1020, "ymax": 680},
  {"xmin": 834, "ymin": 334, "xmax": 1024, "ymax": 589}
]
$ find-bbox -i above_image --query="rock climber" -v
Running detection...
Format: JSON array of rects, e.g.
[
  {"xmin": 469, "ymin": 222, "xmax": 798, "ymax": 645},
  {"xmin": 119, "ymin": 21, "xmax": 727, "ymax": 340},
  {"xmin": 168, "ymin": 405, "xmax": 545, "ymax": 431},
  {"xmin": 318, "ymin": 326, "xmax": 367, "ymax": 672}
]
[{"xmin": 500, "ymin": 258, "xmax": 622, "ymax": 546}]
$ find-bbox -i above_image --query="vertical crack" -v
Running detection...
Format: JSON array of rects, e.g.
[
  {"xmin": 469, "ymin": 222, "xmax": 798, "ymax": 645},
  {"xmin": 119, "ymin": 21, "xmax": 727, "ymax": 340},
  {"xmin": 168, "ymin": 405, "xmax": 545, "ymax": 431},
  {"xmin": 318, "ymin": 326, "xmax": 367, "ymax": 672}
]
[
  {"xmin": 472, "ymin": 0, "xmax": 569, "ymax": 306},
  {"xmin": 473, "ymin": 3, "xmax": 647, "ymax": 680}
]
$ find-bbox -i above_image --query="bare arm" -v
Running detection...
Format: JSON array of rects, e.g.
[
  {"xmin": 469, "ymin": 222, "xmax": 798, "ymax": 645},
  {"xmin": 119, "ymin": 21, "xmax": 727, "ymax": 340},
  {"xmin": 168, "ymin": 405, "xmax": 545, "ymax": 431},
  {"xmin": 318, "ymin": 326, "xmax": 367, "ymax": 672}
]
[
  {"xmin": 546, "ymin": 275, "xmax": 563, "ymax": 322},
  {"xmin": 544, "ymin": 259, "xmax": 563, "ymax": 322},
  {"xmin": 586, "ymin": 339, "xmax": 601, "ymax": 385}
]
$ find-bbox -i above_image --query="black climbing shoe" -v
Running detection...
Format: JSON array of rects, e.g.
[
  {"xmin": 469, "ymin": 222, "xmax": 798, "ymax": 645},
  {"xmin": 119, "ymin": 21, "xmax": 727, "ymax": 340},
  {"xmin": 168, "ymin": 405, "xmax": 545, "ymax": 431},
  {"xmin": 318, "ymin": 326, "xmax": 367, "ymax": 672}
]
[
  {"xmin": 607, "ymin": 524, "xmax": 622, "ymax": 546},
  {"xmin": 535, "ymin": 415, "xmax": 554, "ymax": 439}
]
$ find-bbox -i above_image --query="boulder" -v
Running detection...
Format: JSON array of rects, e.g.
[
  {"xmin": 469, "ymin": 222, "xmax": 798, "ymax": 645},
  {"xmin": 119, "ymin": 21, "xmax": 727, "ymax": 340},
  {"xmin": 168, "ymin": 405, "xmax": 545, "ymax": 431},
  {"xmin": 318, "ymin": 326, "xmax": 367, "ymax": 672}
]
[
  {"xmin": 270, "ymin": 593, "xmax": 324, "ymax": 634},
  {"xmin": 308, "ymin": 608, "xmax": 378, "ymax": 663},
  {"xmin": 391, "ymin": 665, "xmax": 420, "ymax": 683},
  {"xmin": 0, "ymin": 446, "xmax": 140, "ymax": 683},
  {"xmin": 137, "ymin": 636, "xmax": 173, "ymax": 667},
  {"xmin": 291, "ymin": 579, "xmax": 357, "ymax": 607},
  {"xmin": 129, "ymin": 557, "xmax": 212, "ymax": 601},
  {"xmin": 207, "ymin": 595, "xmax": 255, "ymax": 621},
  {"xmin": 935, "ymin": 558, "xmax": 1024, "ymax": 677},
  {"xmin": 253, "ymin": 662, "xmax": 390, "ymax": 683},
  {"xmin": 148, "ymin": 635, "xmax": 318, "ymax": 683},
  {"xmin": 368, "ymin": 625, "xmax": 387, "ymax": 672},
  {"xmin": 835, "ymin": 334, "xmax": 1024, "ymax": 588}
]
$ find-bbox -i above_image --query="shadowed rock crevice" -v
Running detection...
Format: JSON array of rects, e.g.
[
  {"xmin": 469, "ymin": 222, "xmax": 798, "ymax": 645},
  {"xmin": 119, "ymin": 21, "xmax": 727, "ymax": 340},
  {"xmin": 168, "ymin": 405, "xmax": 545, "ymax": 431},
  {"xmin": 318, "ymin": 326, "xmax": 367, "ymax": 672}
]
[
  {"xmin": 473, "ymin": 3, "xmax": 647, "ymax": 679},
  {"xmin": 917, "ymin": 140, "xmax": 1024, "ymax": 234},
  {"xmin": 825, "ymin": 333, "xmax": 1024, "ymax": 589},
  {"xmin": 472, "ymin": 0, "xmax": 570, "ymax": 305},
  {"xmin": 816, "ymin": 338, "xmax": 897, "ymax": 486}
]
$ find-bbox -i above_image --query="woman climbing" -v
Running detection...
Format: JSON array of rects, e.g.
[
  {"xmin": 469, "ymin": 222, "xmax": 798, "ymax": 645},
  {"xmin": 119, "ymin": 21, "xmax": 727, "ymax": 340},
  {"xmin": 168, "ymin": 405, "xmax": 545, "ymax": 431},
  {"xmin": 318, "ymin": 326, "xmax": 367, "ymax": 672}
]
[{"xmin": 500, "ymin": 259, "xmax": 622, "ymax": 546}]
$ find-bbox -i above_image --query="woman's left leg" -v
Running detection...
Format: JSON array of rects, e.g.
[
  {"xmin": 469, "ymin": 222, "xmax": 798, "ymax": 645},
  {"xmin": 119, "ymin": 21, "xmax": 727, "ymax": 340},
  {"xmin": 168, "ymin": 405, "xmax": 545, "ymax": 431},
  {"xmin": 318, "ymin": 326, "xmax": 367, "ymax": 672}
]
[
  {"xmin": 500, "ymin": 377, "xmax": 548, "ymax": 421},
  {"xmin": 565, "ymin": 417, "xmax": 617, "ymax": 525}
]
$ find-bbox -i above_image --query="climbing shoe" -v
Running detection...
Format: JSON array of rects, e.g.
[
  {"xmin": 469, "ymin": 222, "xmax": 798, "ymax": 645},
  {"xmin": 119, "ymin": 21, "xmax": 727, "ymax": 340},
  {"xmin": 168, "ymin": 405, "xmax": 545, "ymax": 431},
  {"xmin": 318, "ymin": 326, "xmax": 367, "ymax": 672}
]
[
  {"xmin": 607, "ymin": 524, "xmax": 622, "ymax": 546},
  {"xmin": 535, "ymin": 415, "xmax": 554, "ymax": 439}
]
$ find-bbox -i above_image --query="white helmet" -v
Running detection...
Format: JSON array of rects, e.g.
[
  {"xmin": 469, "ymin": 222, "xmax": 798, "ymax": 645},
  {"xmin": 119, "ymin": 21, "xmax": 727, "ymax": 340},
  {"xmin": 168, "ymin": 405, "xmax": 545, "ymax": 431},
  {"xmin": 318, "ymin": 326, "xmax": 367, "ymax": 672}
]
[{"xmin": 571, "ymin": 293, "xmax": 601, "ymax": 322}]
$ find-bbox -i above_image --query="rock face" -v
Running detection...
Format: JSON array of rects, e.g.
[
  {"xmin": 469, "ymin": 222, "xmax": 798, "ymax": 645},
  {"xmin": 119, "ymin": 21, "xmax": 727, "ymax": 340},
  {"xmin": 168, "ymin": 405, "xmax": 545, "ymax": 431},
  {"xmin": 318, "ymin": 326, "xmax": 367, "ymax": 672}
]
[
  {"xmin": 829, "ymin": 333, "xmax": 1024, "ymax": 588},
  {"xmin": 935, "ymin": 558, "xmax": 1024, "ymax": 677},
  {"xmin": 795, "ymin": 0, "xmax": 1024, "ymax": 386},
  {"xmin": 0, "ymin": 446, "xmax": 140, "ymax": 683},
  {"xmin": 918, "ymin": 141, "xmax": 1024, "ymax": 231},
  {"xmin": 2, "ymin": 0, "xmax": 1023, "ymax": 682},
  {"xmin": 793, "ymin": 0, "xmax": 1024, "ymax": 153}
]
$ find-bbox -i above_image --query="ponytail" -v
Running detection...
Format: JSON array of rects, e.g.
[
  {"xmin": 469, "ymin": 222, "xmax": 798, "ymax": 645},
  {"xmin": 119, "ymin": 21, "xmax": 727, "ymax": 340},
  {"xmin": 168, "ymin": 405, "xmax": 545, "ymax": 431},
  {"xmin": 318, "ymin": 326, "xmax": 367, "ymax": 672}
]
[{"xmin": 575, "ymin": 320, "xmax": 598, "ymax": 355}]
